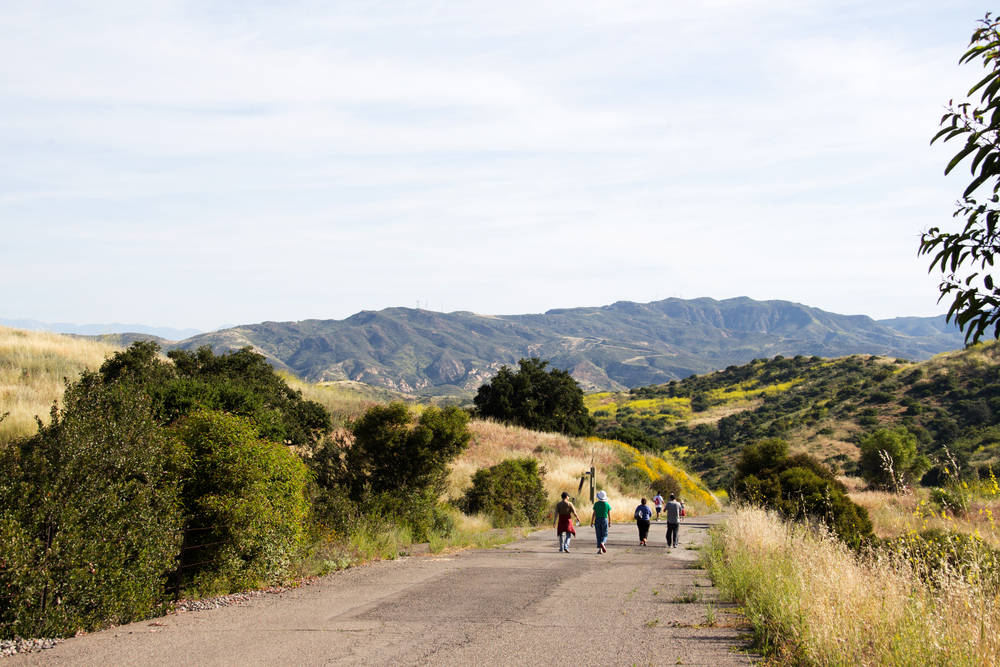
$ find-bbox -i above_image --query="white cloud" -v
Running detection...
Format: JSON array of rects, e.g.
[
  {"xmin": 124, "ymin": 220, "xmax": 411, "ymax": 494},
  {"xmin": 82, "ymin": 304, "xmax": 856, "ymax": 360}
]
[{"xmin": 0, "ymin": 0, "xmax": 989, "ymax": 327}]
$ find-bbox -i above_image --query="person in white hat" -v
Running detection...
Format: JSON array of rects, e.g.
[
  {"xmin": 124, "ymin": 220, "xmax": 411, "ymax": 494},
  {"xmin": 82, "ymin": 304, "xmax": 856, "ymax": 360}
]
[{"xmin": 590, "ymin": 490, "xmax": 612, "ymax": 553}]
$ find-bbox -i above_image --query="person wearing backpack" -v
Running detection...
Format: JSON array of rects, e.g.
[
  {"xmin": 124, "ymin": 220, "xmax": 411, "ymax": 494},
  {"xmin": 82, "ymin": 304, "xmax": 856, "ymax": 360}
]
[
  {"xmin": 652, "ymin": 492, "xmax": 664, "ymax": 520},
  {"xmin": 633, "ymin": 497, "xmax": 652, "ymax": 546},
  {"xmin": 590, "ymin": 490, "xmax": 612, "ymax": 554}
]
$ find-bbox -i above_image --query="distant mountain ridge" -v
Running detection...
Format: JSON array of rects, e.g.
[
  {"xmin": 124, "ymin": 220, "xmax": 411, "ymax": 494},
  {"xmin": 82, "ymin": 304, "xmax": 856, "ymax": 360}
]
[
  {"xmin": 0, "ymin": 318, "xmax": 201, "ymax": 341},
  {"xmin": 157, "ymin": 297, "xmax": 964, "ymax": 395}
]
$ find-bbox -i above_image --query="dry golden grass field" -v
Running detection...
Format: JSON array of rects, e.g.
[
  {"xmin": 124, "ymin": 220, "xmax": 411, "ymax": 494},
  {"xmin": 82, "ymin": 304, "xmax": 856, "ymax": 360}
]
[{"xmin": 0, "ymin": 326, "xmax": 120, "ymax": 443}]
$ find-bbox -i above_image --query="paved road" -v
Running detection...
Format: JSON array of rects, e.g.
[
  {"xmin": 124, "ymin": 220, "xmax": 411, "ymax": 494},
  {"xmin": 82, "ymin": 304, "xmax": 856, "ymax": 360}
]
[{"xmin": 11, "ymin": 515, "xmax": 755, "ymax": 666}]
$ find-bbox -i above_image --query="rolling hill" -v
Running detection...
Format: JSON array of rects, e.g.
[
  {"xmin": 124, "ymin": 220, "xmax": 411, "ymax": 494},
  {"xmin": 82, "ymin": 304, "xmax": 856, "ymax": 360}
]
[{"xmin": 588, "ymin": 342, "xmax": 1000, "ymax": 487}]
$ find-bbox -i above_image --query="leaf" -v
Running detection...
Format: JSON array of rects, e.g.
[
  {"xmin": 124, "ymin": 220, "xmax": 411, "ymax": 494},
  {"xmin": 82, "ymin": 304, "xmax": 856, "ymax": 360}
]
[{"xmin": 946, "ymin": 142, "xmax": 979, "ymax": 175}]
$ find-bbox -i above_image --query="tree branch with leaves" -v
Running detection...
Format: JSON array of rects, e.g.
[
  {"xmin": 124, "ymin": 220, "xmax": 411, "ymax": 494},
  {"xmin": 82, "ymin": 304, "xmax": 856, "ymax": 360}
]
[{"xmin": 924, "ymin": 13, "xmax": 1000, "ymax": 343}]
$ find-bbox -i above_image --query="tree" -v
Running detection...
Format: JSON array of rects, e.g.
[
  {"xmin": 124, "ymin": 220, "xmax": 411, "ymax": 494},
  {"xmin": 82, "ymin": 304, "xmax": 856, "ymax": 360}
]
[
  {"xmin": 474, "ymin": 358, "xmax": 595, "ymax": 436},
  {"xmin": 924, "ymin": 13, "xmax": 1000, "ymax": 343},
  {"xmin": 858, "ymin": 427, "xmax": 929, "ymax": 491},
  {"xmin": 345, "ymin": 402, "xmax": 471, "ymax": 499}
]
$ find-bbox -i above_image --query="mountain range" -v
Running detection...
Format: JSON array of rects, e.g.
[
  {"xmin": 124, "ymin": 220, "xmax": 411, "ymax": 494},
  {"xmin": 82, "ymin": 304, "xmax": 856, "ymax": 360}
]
[{"xmin": 94, "ymin": 296, "xmax": 963, "ymax": 395}]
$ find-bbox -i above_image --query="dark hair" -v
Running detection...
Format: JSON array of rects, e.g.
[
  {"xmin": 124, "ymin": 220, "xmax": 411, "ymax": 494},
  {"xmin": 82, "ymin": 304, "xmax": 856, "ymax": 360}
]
[
  {"xmin": 640, "ymin": 497, "xmax": 647, "ymax": 504},
  {"xmin": 561, "ymin": 491, "xmax": 569, "ymax": 499},
  {"xmin": 669, "ymin": 493, "xmax": 676, "ymax": 500}
]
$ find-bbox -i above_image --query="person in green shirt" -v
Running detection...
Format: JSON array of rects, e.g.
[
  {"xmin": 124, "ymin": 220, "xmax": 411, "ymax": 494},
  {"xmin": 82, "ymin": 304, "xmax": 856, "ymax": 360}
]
[{"xmin": 590, "ymin": 490, "xmax": 612, "ymax": 553}]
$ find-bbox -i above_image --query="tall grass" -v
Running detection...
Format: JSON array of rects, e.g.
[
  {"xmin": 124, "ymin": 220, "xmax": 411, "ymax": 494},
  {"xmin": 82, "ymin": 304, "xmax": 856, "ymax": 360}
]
[
  {"xmin": 0, "ymin": 327, "xmax": 119, "ymax": 443},
  {"xmin": 851, "ymin": 482, "xmax": 1000, "ymax": 550},
  {"xmin": 705, "ymin": 506, "xmax": 1000, "ymax": 665}
]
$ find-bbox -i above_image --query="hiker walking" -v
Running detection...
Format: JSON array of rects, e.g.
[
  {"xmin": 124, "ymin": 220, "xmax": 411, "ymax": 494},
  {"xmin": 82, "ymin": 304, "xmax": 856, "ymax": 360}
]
[
  {"xmin": 664, "ymin": 493, "xmax": 683, "ymax": 548},
  {"xmin": 634, "ymin": 497, "xmax": 652, "ymax": 546},
  {"xmin": 652, "ymin": 491, "xmax": 664, "ymax": 520},
  {"xmin": 554, "ymin": 492, "xmax": 580, "ymax": 553},
  {"xmin": 591, "ymin": 490, "xmax": 612, "ymax": 553}
]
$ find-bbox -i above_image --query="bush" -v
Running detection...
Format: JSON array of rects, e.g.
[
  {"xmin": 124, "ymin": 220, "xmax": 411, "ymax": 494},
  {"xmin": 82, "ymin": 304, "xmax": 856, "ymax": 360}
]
[
  {"xmin": 463, "ymin": 458, "xmax": 548, "ymax": 525},
  {"xmin": 176, "ymin": 410, "xmax": 311, "ymax": 594},
  {"xmin": 360, "ymin": 487, "xmax": 455, "ymax": 543},
  {"xmin": 733, "ymin": 438, "xmax": 873, "ymax": 549},
  {"xmin": 859, "ymin": 427, "xmax": 929, "ymax": 491},
  {"xmin": 0, "ymin": 375, "xmax": 185, "ymax": 638}
]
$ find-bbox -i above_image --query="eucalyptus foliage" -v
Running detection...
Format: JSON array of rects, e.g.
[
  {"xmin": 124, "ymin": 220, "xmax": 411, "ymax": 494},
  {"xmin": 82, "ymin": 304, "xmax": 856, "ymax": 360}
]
[{"xmin": 925, "ymin": 13, "xmax": 1000, "ymax": 343}]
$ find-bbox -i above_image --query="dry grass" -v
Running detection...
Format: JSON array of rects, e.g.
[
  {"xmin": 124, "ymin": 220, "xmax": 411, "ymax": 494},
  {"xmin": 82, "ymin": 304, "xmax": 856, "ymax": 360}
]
[
  {"xmin": 851, "ymin": 486, "xmax": 1000, "ymax": 550},
  {"xmin": 280, "ymin": 374, "xmax": 414, "ymax": 426},
  {"xmin": 706, "ymin": 506, "xmax": 1000, "ymax": 665},
  {"xmin": 0, "ymin": 326, "xmax": 120, "ymax": 444},
  {"xmin": 448, "ymin": 419, "xmax": 721, "ymax": 520}
]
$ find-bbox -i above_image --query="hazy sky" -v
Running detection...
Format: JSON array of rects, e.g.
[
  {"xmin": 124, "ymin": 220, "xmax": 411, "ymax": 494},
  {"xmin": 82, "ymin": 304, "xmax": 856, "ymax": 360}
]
[{"xmin": 0, "ymin": 1, "xmax": 990, "ymax": 330}]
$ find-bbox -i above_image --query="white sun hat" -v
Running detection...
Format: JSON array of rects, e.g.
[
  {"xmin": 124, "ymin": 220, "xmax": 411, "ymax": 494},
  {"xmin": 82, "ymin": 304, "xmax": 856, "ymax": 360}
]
[{"xmin": 596, "ymin": 490, "xmax": 607, "ymax": 501}]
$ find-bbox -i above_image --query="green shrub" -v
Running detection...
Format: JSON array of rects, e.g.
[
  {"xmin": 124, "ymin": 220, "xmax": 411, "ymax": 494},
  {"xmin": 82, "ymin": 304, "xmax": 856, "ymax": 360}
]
[
  {"xmin": 733, "ymin": 438, "xmax": 873, "ymax": 549},
  {"xmin": 345, "ymin": 403, "xmax": 470, "ymax": 499},
  {"xmin": 882, "ymin": 529, "xmax": 1000, "ymax": 588},
  {"xmin": 0, "ymin": 375, "xmax": 185, "ymax": 638},
  {"xmin": 359, "ymin": 487, "xmax": 455, "ymax": 543},
  {"xmin": 859, "ymin": 427, "xmax": 930, "ymax": 491},
  {"xmin": 463, "ymin": 457, "xmax": 548, "ymax": 525},
  {"xmin": 176, "ymin": 410, "xmax": 311, "ymax": 595}
]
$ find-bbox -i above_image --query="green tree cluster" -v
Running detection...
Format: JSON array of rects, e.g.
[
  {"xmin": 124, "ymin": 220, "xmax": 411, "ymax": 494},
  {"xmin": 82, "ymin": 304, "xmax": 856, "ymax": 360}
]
[
  {"xmin": 99, "ymin": 341, "xmax": 331, "ymax": 447},
  {"xmin": 474, "ymin": 358, "xmax": 594, "ymax": 436},
  {"xmin": 733, "ymin": 438, "xmax": 873, "ymax": 549},
  {"xmin": 0, "ymin": 376, "xmax": 185, "ymax": 638}
]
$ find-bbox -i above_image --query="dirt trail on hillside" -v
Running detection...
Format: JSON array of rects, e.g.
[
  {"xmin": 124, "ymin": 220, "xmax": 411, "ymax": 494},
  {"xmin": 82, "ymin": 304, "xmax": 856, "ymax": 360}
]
[{"xmin": 10, "ymin": 514, "xmax": 755, "ymax": 666}]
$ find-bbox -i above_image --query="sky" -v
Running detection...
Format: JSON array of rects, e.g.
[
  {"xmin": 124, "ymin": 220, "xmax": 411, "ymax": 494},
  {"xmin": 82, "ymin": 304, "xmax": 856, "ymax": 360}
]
[{"xmin": 0, "ymin": 0, "xmax": 992, "ymax": 331}]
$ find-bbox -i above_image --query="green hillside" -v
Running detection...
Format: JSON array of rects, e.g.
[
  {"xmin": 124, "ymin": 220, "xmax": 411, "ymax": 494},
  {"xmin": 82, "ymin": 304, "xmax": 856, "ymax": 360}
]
[
  {"xmin": 159, "ymin": 297, "xmax": 964, "ymax": 396},
  {"xmin": 587, "ymin": 342, "xmax": 1000, "ymax": 487}
]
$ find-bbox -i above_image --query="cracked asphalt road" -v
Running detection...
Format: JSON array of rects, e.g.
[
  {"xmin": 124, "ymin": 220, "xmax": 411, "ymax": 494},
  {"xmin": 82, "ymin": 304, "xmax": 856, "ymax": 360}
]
[{"xmin": 10, "ymin": 514, "xmax": 755, "ymax": 666}]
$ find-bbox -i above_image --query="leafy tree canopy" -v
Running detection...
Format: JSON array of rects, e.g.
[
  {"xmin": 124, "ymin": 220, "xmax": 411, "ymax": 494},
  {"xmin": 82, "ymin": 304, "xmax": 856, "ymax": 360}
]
[
  {"xmin": 474, "ymin": 357, "xmax": 595, "ymax": 436},
  {"xmin": 98, "ymin": 341, "xmax": 331, "ymax": 447},
  {"xmin": 924, "ymin": 13, "xmax": 1000, "ymax": 343},
  {"xmin": 0, "ymin": 374, "xmax": 185, "ymax": 638},
  {"xmin": 345, "ymin": 402, "xmax": 471, "ymax": 500}
]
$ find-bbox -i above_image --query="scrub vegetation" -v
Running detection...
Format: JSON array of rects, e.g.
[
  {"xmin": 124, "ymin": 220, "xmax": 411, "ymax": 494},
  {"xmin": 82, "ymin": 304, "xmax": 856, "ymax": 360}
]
[{"xmin": 590, "ymin": 342, "xmax": 1000, "ymax": 490}]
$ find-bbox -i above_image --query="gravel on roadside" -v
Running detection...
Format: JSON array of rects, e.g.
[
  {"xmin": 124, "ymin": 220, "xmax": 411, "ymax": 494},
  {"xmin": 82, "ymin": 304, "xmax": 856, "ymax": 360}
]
[{"xmin": 1, "ymin": 638, "xmax": 61, "ymax": 658}]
